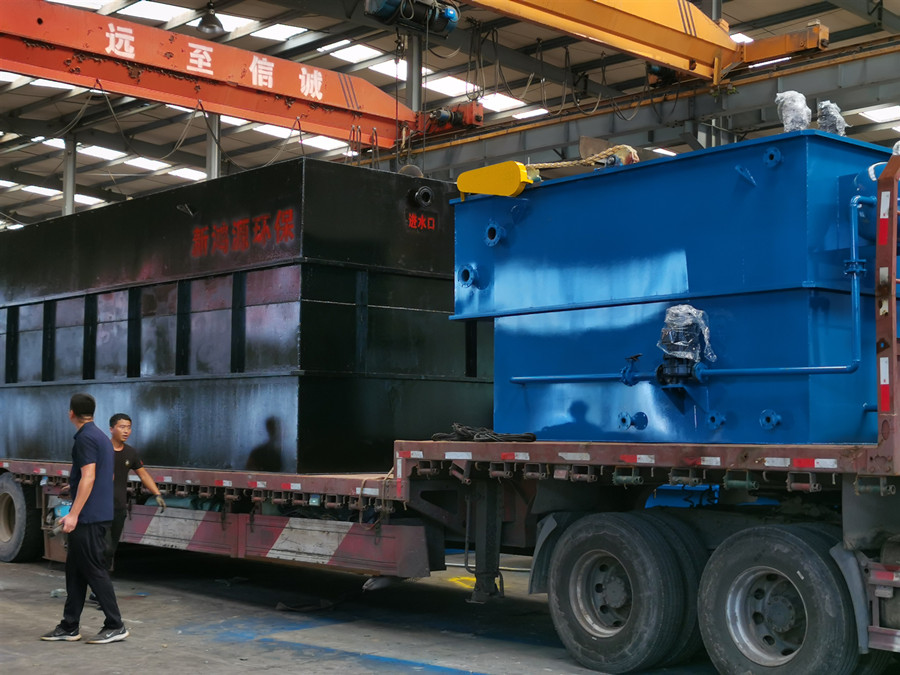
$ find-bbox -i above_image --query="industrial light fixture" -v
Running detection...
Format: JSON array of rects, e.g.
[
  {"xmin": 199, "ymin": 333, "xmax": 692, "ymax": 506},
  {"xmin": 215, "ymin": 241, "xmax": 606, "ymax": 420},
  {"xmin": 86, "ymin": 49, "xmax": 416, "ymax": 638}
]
[{"xmin": 196, "ymin": 1, "xmax": 225, "ymax": 36}]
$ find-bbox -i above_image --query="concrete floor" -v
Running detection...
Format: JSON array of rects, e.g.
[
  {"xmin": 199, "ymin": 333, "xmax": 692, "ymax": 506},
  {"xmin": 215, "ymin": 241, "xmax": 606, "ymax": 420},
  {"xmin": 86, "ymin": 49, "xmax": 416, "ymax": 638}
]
[{"xmin": 0, "ymin": 544, "xmax": 777, "ymax": 674}]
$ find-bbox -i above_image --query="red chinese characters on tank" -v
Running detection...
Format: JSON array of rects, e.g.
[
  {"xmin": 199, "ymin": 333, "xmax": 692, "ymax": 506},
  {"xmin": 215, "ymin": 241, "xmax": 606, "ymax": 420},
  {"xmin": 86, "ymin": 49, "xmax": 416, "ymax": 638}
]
[
  {"xmin": 191, "ymin": 208, "xmax": 295, "ymax": 258},
  {"xmin": 407, "ymin": 212, "xmax": 436, "ymax": 231}
]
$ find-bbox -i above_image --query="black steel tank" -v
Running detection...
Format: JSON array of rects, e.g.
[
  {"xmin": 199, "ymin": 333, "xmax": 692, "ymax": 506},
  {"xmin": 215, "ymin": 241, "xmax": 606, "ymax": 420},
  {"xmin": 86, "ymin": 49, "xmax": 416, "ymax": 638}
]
[{"xmin": 0, "ymin": 159, "xmax": 492, "ymax": 472}]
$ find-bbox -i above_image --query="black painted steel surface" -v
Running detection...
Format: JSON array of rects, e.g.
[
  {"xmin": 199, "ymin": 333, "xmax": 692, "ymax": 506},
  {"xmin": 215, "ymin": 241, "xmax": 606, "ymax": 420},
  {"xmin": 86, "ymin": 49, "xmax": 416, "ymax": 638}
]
[{"xmin": 0, "ymin": 159, "xmax": 491, "ymax": 472}]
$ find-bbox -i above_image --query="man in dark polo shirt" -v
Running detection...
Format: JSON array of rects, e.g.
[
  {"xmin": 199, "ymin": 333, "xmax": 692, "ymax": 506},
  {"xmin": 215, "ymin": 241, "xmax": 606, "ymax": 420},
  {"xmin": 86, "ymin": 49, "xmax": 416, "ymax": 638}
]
[
  {"xmin": 107, "ymin": 412, "xmax": 165, "ymax": 571},
  {"xmin": 41, "ymin": 393, "xmax": 129, "ymax": 644}
]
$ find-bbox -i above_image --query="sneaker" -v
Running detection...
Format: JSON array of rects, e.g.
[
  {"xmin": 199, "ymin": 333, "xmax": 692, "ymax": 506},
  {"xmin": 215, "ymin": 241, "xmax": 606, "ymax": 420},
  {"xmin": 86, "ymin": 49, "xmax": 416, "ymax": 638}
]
[
  {"xmin": 87, "ymin": 592, "xmax": 98, "ymax": 604},
  {"xmin": 41, "ymin": 625, "xmax": 81, "ymax": 641},
  {"xmin": 86, "ymin": 625, "xmax": 128, "ymax": 644}
]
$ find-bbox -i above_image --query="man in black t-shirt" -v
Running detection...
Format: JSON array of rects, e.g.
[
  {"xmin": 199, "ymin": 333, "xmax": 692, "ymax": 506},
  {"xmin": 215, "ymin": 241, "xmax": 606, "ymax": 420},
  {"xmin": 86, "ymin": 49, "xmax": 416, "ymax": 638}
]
[
  {"xmin": 41, "ymin": 393, "xmax": 128, "ymax": 644},
  {"xmin": 106, "ymin": 413, "xmax": 166, "ymax": 571}
]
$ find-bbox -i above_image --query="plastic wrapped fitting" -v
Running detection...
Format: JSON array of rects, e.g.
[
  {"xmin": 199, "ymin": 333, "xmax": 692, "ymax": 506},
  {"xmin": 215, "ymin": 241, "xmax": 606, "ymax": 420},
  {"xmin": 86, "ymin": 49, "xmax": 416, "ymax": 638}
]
[
  {"xmin": 775, "ymin": 91, "xmax": 811, "ymax": 132},
  {"xmin": 657, "ymin": 304, "xmax": 717, "ymax": 363},
  {"xmin": 817, "ymin": 100, "xmax": 848, "ymax": 136}
]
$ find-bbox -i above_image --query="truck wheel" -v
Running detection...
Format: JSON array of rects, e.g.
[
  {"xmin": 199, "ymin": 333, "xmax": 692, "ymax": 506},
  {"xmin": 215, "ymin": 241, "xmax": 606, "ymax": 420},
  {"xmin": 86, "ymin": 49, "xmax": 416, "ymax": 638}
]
[
  {"xmin": 698, "ymin": 524, "xmax": 858, "ymax": 675},
  {"xmin": 547, "ymin": 512, "xmax": 685, "ymax": 673},
  {"xmin": 636, "ymin": 509, "xmax": 708, "ymax": 666},
  {"xmin": 794, "ymin": 523, "xmax": 892, "ymax": 675},
  {"xmin": 0, "ymin": 473, "xmax": 43, "ymax": 562}
]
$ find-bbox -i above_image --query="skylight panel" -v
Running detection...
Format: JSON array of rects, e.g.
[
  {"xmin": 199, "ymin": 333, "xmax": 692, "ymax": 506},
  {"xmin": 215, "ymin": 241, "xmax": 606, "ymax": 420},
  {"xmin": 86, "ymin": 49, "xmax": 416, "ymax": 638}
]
[
  {"xmin": 481, "ymin": 92, "xmax": 524, "ymax": 112},
  {"xmin": 251, "ymin": 24, "xmax": 307, "ymax": 41},
  {"xmin": 116, "ymin": 1, "xmax": 184, "ymax": 22},
  {"xmin": 330, "ymin": 44, "xmax": 383, "ymax": 64},
  {"xmin": 424, "ymin": 76, "xmax": 472, "ymax": 97},
  {"xmin": 46, "ymin": 0, "xmax": 105, "ymax": 8},
  {"xmin": 23, "ymin": 185, "xmax": 62, "ymax": 197},
  {"xmin": 317, "ymin": 40, "xmax": 350, "ymax": 53},
  {"xmin": 368, "ymin": 60, "xmax": 433, "ymax": 81},
  {"xmin": 860, "ymin": 106, "xmax": 900, "ymax": 123},
  {"xmin": 74, "ymin": 194, "xmax": 104, "ymax": 205},
  {"xmin": 219, "ymin": 115, "xmax": 250, "ymax": 126},
  {"xmin": 125, "ymin": 157, "xmax": 171, "ymax": 171},
  {"xmin": 254, "ymin": 124, "xmax": 294, "ymax": 138},
  {"xmin": 168, "ymin": 168, "xmax": 207, "ymax": 181},
  {"xmin": 513, "ymin": 108, "xmax": 549, "ymax": 120},
  {"xmin": 301, "ymin": 135, "xmax": 348, "ymax": 151},
  {"xmin": 31, "ymin": 79, "xmax": 76, "ymax": 90},
  {"xmin": 79, "ymin": 145, "xmax": 127, "ymax": 160}
]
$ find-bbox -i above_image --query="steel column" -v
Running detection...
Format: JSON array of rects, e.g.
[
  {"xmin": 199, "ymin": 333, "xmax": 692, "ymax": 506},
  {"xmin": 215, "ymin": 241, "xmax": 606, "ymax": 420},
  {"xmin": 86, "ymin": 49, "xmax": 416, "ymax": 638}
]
[{"xmin": 62, "ymin": 135, "xmax": 76, "ymax": 216}]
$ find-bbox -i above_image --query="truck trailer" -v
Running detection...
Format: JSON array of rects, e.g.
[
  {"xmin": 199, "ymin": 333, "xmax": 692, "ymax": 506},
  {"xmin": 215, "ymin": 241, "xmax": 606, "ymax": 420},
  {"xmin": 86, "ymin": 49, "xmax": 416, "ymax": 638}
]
[{"xmin": 3, "ymin": 131, "xmax": 900, "ymax": 674}]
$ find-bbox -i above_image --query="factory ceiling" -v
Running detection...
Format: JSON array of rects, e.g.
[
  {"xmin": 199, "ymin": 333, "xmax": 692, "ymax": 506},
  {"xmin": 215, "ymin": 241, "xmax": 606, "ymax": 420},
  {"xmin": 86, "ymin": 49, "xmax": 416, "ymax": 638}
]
[{"xmin": 1, "ymin": 0, "xmax": 899, "ymax": 228}]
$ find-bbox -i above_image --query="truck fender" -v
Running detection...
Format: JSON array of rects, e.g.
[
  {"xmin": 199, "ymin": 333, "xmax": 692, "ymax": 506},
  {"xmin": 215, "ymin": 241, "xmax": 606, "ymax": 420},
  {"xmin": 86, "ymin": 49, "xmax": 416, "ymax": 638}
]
[
  {"xmin": 528, "ymin": 511, "xmax": 584, "ymax": 594},
  {"xmin": 831, "ymin": 544, "xmax": 871, "ymax": 654}
]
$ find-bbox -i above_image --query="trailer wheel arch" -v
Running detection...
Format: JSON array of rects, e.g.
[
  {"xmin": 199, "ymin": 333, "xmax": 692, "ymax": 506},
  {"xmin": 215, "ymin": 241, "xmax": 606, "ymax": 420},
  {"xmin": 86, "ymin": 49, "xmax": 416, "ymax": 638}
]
[
  {"xmin": 0, "ymin": 472, "xmax": 43, "ymax": 563},
  {"xmin": 528, "ymin": 511, "xmax": 585, "ymax": 594}
]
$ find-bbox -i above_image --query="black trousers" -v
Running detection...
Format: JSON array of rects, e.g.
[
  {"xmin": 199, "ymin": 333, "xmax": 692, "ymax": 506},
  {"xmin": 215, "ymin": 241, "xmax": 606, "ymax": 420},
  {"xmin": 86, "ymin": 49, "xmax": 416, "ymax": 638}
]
[
  {"xmin": 61, "ymin": 521, "xmax": 123, "ymax": 631},
  {"xmin": 105, "ymin": 508, "xmax": 128, "ymax": 572}
]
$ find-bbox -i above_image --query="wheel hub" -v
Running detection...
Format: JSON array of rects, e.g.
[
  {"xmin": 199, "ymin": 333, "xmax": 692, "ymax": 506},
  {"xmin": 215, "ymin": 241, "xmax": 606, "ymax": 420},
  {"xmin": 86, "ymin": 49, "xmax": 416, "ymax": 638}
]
[
  {"xmin": 571, "ymin": 551, "xmax": 634, "ymax": 638},
  {"xmin": 765, "ymin": 594, "xmax": 798, "ymax": 633},
  {"xmin": 601, "ymin": 574, "xmax": 629, "ymax": 609},
  {"xmin": 726, "ymin": 566, "xmax": 807, "ymax": 667}
]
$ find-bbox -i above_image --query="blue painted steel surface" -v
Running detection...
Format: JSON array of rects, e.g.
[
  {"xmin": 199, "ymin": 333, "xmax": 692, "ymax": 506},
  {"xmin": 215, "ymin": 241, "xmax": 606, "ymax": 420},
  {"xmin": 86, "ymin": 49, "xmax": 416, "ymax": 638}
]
[{"xmin": 453, "ymin": 131, "xmax": 893, "ymax": 445}]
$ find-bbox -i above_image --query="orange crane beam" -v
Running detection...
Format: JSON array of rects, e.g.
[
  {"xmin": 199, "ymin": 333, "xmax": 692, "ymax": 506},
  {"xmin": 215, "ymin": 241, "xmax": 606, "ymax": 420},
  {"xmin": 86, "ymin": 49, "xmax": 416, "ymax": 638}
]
[
  {"xmin": 464, "ymin": 0, "xmax": 828, "ymax": 84},
  {"xmin": 0, "ymin": 0, "xmax": 417, "ymax": 148}
]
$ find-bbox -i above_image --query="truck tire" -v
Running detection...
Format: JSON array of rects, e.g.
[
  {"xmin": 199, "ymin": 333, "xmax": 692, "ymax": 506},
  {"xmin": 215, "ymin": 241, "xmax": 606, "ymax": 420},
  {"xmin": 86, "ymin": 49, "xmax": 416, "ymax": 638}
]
[
  {"xmin": 547, "ymin": 512, "xmax": 685, "ymax": 674},
  {"xmin": 0, "ymin": 473, "xmax": 43, "ymax": 562},
  {"xmin": 636, "ymin": 509, "xmax": 708, "ymax": 666},
  {"xmin": 698, "ymin": 524, "xmax": 858, "ymax": 675},
  {"xmin": 794, "ymin": 523, "xmax": 892, "ymax": 675}
]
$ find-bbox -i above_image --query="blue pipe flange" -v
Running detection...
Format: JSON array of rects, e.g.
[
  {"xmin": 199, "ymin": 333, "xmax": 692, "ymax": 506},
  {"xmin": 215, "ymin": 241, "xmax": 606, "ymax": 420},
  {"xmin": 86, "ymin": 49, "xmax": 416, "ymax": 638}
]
[
  {"xmin": 707, "ymin": 411, "xmax": 726, "ymax": 430},
  {"xmin": 484, "ymin": 221, "xmax": 506, "ymax": 247},
  {"xmin": 617, "ymin": 412, "xmax": 648, "ymax": 430},
  {"xmin": 759, "ymin": 409, "xmax": 782, "ymax": 430},
  {"xmin": 458, "ymin": 264, "xmax": 478, "ymax": 288},
  {"xmin": 763, "ymin": 147, "xmax": 782, "ymax": 167}
]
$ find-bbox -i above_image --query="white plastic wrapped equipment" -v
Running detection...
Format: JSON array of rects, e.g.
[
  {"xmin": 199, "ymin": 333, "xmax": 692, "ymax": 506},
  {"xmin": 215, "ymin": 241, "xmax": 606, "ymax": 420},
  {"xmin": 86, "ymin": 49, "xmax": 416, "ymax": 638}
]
[
  {"xmin": 657, "ymin": 304, "xmax": 717, "ymax": 363},
  {"xmin": 775, "ymin": 91, "xmax": 811, "ymax": 132},
  {"xmin": 817, "ymin": 100, "xmax": 848, "ymax": 136}
]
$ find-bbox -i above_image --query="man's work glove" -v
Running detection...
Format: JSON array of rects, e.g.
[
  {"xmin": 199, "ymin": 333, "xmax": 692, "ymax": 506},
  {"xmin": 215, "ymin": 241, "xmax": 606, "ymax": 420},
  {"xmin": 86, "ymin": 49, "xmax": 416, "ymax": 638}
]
[{"xmin": 154, "ymin": 494, "xmax": 166, "ymax": 511}]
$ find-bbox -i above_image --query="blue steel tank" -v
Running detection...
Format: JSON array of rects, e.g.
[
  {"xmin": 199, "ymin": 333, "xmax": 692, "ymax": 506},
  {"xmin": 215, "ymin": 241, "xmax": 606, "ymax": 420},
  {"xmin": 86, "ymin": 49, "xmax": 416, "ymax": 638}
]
[{"xmin": 453, "ymin": 131, "xmax": 893, "ymax": 446}]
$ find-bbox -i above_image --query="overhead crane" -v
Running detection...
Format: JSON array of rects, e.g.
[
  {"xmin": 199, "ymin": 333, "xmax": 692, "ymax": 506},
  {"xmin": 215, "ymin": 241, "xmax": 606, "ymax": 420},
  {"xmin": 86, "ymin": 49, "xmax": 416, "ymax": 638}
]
[
  {"xmin": 0, "ymin": 0, "xmax": 482, "ymax": 150},
  {"xmin": 464, "ymin": 0, "xmax": 830, "ymax": 84},
  {"xmin": 0, "ymin": 0, "xmax": 830, "ymax": 156}
]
